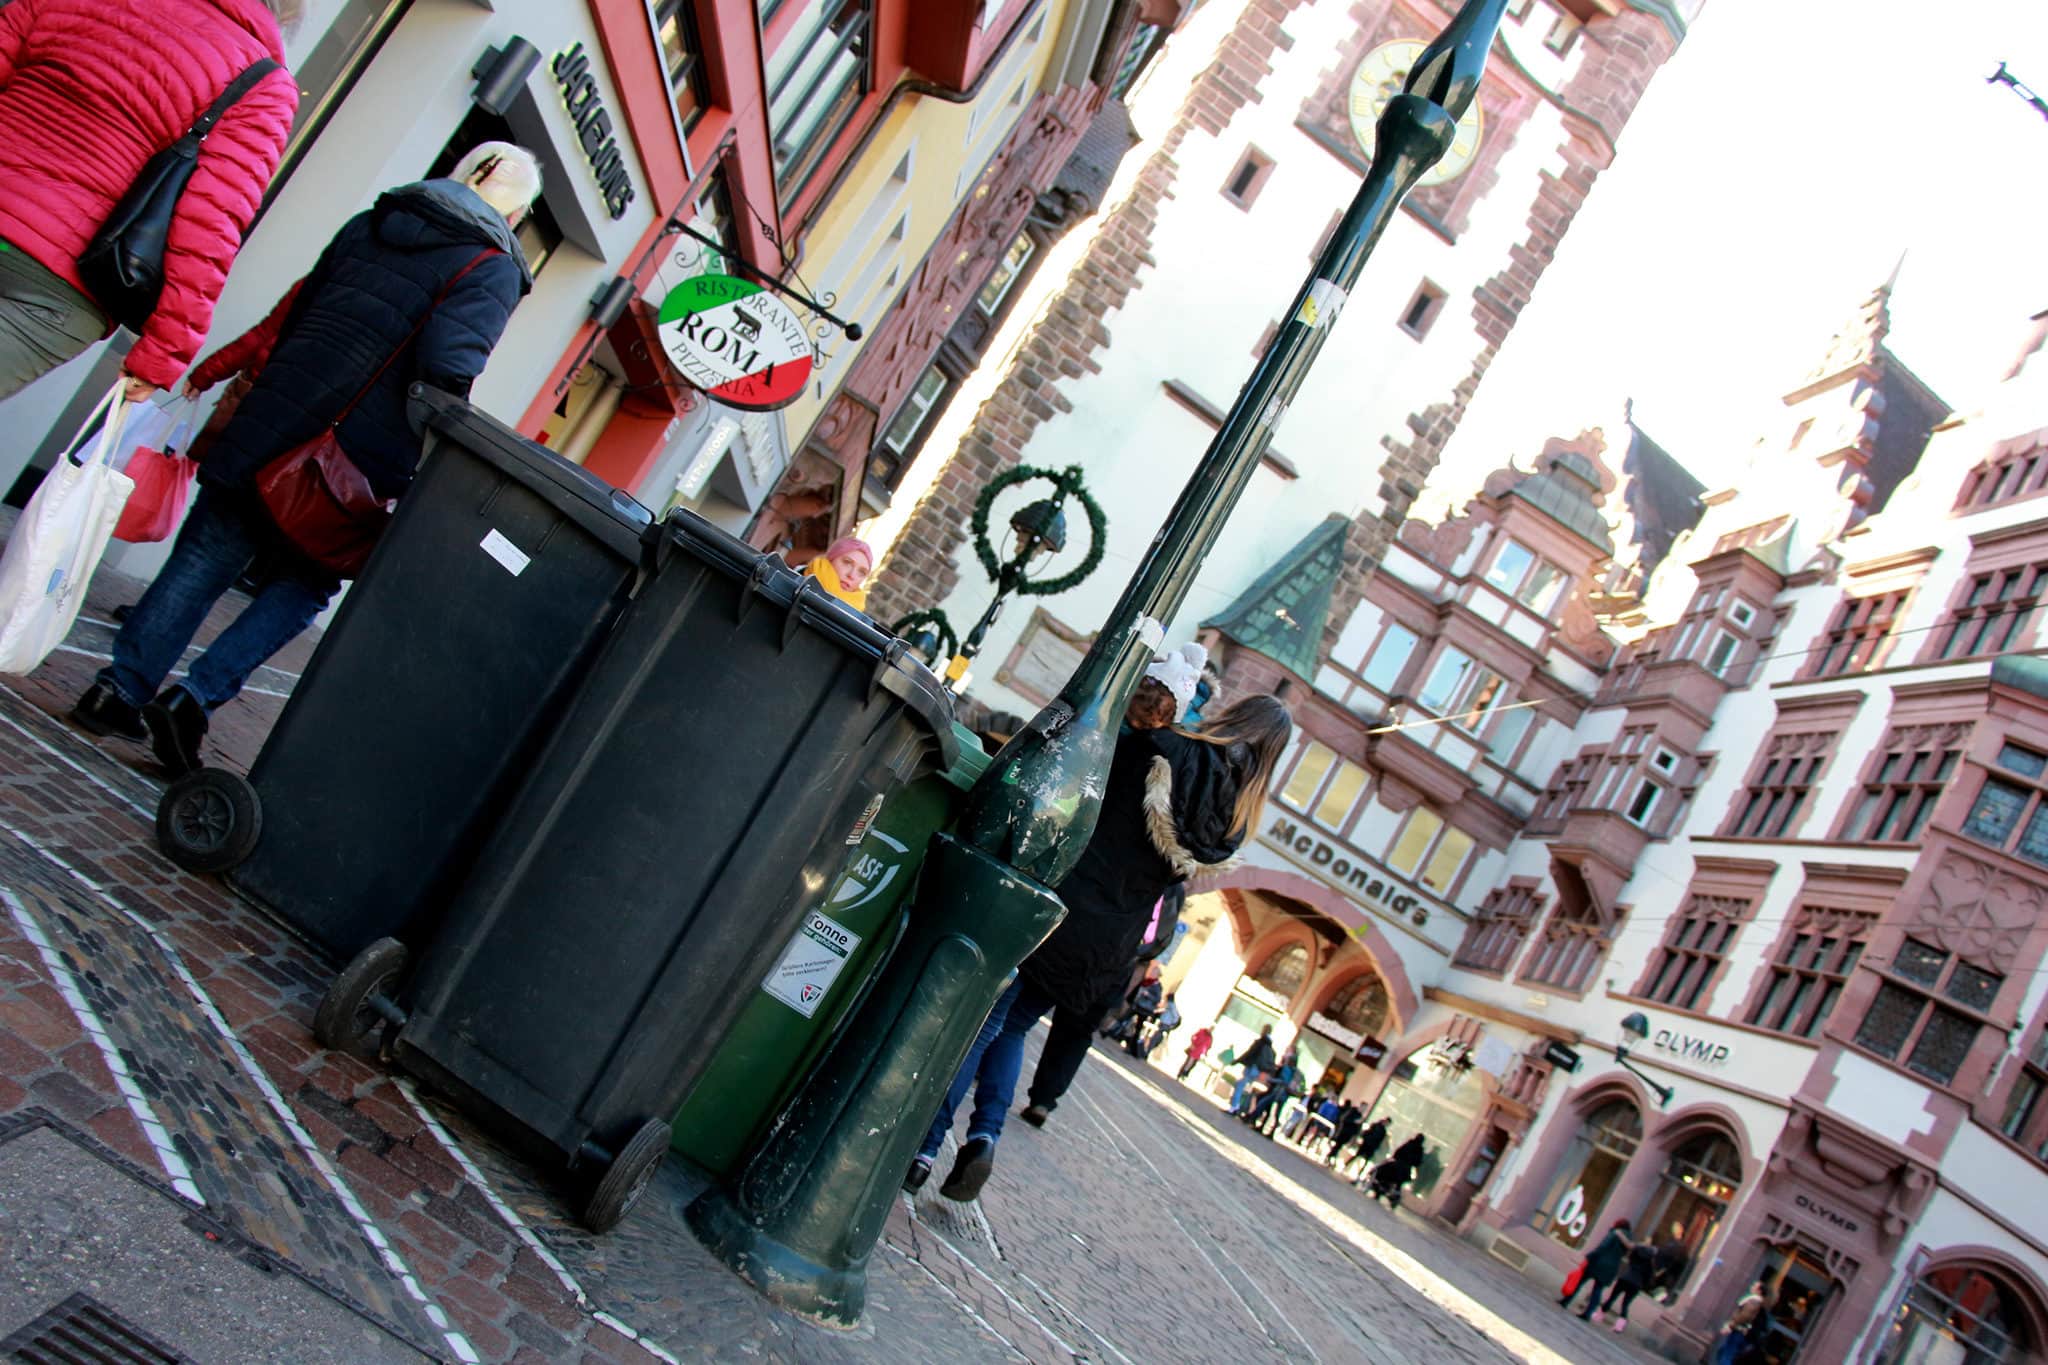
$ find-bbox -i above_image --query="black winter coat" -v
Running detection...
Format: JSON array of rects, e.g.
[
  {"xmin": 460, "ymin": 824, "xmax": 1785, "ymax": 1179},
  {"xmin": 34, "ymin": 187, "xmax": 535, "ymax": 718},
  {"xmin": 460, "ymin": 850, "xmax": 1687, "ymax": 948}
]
[
  {"xmin": 1019, "ymin": 728, "xmax": 1249, "ymax": 1015},
  {"xmin": 200, "ymin": 180, "xmax": 531, "ymax": 500}
]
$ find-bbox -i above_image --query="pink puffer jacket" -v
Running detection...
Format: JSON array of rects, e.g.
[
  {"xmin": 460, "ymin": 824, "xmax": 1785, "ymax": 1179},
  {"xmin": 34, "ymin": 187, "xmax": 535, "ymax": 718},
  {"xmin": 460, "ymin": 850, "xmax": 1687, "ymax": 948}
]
[{"xmin": 0, "ymin": 0, "xmax": 297, "ymax": 387}]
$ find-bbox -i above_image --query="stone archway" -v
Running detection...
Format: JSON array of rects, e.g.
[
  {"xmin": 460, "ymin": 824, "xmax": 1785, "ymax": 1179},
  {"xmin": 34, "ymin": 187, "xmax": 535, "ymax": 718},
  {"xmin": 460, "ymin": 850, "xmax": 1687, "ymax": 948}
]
[{"xmin": 1200, "ymin": 865, "xmax": 1419, "ymax": 1028}]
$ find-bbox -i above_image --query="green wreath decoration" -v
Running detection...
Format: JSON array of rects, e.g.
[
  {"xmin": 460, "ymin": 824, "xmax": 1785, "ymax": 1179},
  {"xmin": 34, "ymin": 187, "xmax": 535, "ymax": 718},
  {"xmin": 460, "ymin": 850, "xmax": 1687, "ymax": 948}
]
[
  {"xmin": 890, "ymin": 608, "xmax": 959, "ymax": 664},
  {"xmin": 968, "ymin": 463, "xmax": 1108, "ymax": 598}
]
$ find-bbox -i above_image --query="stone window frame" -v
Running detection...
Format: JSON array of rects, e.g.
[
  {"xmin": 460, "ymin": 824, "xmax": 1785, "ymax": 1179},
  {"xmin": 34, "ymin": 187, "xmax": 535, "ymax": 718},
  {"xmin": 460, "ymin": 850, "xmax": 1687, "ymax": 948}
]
[
  {"xmin": 1805, "ymin": 587, "xmax": 1916, "ymax": 678},
  {"xmin": 1277, "ymin": 736, "xmax": 1372, "ymax": 837},
  {"xmin": 1953, "ymin": 428, "xmax": 2048, "ymax": 513},
  {"xmin": 1669, "ymin": 578, "xmax": 1770, "ymax": 685},
  {"xmin": 1716, "ymin": 695, "xmax": 1862, "ymax": 842},
  {"xmin": 1958, "ymin": 738, "xmax": 2048, "ymax": 870},
  {"xmin": 1220, "ymin": 144, "xmax": 1277, "ymax": 211},
  {"xmin": 1384, "ymin": 805, "xmax": 1475, "ymax": 898},
  {"xmin": 1632, "ymin": 856, "xmax": 1772, "ymax": 1013},
  {"xmin": 1518, "ymin": 896, "xmax": 1624, "ymax": 996},
  {"xmin": 1530, "ymin": 748, "xmax": 1603, "ymax": 832},
  {"xmin": 1917, "ymin": 520, "xmax": 2048, "ymax": 664},
  {"xmin": 1451, "ymin": 878, "xmax": 1545, "ymax": 975},
  {"xmin": 1731, "ymin": 862, "xmax": 1900, "ymax": 1044},
  {"xmin": 1850, "ymin": 937, "xmax": 2008, "ymax": 1089},
  {"xmin": 1835, "ymin": 720, "xmax": 1973, "ymax": 845},
  {"xmin": 1397, "ymin": 278, "xmax": 1448, "ymax": 340},
  {"xmin": 1991, "ymin": 1010, "xmax": 2048, "ymax": 1164}
]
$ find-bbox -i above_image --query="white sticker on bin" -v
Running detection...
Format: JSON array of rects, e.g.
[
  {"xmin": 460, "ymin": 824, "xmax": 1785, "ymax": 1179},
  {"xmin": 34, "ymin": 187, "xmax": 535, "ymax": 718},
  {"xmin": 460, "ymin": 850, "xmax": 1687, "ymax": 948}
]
[
  {"xmin": 763, "ymin": 911, "xmax": 864, "ymax": 1018},
  {"xmin": 480, "ymin": 529, "xmax": 530, "ymax": 577}
]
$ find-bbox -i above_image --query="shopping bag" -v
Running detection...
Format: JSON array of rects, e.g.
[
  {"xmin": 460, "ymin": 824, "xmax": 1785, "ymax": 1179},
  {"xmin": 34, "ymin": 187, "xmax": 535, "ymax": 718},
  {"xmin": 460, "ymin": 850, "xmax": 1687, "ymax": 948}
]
[
  {"xmin": 107, "ymin": 395, "xmax": 189, "ymax": 476},
  {"xmin": 0, "ymin": 386, "xmax": 134, "ymax": 674},
  {"xmin": 1560, "ymin": 1260, "xmax": 1587, "ymax": 1298},
  {"xmin": 112, "ymin": 397, "xmax": 200, "ymax": 543}
]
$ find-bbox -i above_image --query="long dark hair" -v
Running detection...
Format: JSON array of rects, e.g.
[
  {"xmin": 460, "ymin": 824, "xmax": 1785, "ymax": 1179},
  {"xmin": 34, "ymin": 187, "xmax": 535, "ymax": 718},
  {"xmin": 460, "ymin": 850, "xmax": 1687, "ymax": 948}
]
[{"xmin": 1175, "ymin": 694, "xmax": 1292, "ymax": 839}]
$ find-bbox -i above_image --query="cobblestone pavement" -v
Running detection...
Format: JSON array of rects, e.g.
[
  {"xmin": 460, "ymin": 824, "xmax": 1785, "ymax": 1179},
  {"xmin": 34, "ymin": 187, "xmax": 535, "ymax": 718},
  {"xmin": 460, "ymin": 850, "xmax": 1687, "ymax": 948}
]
[{"xmin": 0, "ymin": 549, "xmax": 1678, "ymax": 1363}]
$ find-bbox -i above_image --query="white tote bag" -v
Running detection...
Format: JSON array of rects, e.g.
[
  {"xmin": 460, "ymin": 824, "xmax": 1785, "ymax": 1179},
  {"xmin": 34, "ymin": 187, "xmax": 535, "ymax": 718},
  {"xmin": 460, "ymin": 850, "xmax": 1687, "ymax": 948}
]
[{"xmin": 0, "ymin": 386, "xmax": 134, "ymax": 675}]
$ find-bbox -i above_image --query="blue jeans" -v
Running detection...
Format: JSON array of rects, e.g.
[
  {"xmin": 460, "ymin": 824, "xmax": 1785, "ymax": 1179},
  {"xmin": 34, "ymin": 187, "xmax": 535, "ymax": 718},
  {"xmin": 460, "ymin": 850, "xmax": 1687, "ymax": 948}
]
[
  {"xmin": 100, "ymin": 487, "xmax": 335, "ymax": 711},
  {"xmin": 917, "ymin": 976, "xmax": 1057, "ymax": 1161}
]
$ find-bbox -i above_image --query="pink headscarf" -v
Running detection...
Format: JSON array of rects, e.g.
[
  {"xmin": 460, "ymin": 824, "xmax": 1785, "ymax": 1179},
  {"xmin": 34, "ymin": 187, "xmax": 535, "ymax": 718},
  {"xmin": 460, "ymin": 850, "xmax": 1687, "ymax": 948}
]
[{"xmin": 825, "ymin": 536, "xmax": 872, "ymax": 563}]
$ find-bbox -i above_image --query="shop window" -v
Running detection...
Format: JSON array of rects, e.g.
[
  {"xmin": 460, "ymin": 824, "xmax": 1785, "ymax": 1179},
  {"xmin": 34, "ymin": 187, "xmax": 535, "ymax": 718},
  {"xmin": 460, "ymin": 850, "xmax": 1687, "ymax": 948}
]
[
  {"xmin": 1365, "ymin": 1046, "xmax": 1488, "ymax": 1201},
  {"xmin": 1322, "ymin": 973, "xmax": 1392, "ymax": 1039},
  {"xmin": 1359, "ymin": 623, "xmax": 1419, "ymax": 694},
  {"xmin": 1386, "ymin": 809, "xmax": 1473, "ymax": 894},
  {"xmin": 1483, "ymin": 537, "xmax": 1568, "ymax": 614},
  {"xmin": 1220, "ymin": 146, "xmax": 1275, "ymax": 210},
  {"xmin": 1808, "ymin": 589, "xmax": 1912, "ymax": 676},
  {"xmin": 1881, "ymin": 1266, "xmax": 2037, "ymax": 1364},
  {"xmin": 766, "ymin": 0, "xmax": 874, "ymax": 209},
  {"xmin": 1749, "ymin": 1244, "xmax": 1837, "ymax": 1363},
  {"xmin": 255, "ymin": 0, "xmax": 414, "ymax": 221},
  {"xmin": 1839, "ymin": 724, "xmax": 1967, "ymax": 844},
  {"xmin": 1721, "ymin": 728, "xmax": 1839, "ymax": 840},
  {"xmin": 1996, "ymin": 1023, "xmax": 2048, "ymax": 1161},
  {"xmin": 1955, "ymin": 436, "xmax": 2048, "ymax": 511},
  {"xmin": 654, "ymin": 0, "xmax": 709, "ymax": 131},
  {"xmin": 1398, "ymin": 280, "xmax": 1447, "ymax": 340},
  {"xmin": 1452, "ymin": 882, "xmax": 1543, "ymax": 974},
  {"xmin": 1961, "ymin": 742, "xmax": 2048, "ymax": 868},
  {"xmin": 1250, "ymin": 942, "xmax": 1310, "ymax": 1002},
  {"xmin": 1532, "ymin": 1101, "xmax": 1641, "ymax": 1249},
  {"xmin": 1852, "ymin": 938, "xmax": 2005, "ymax": 1087},
  {"xmin": 1929, "ymin": 561, "xmax": 2046, "ymax": 661},
  {"xmin": 1640, "ymin": 895, "xmax": 1751, "ymax": 1011},
  {"xmin": 1636, "ymin": 1133, "xmax": 1742, "ymax": 1270},
  {"xmin": 1746, "ymin": 907, "xmax": 1875, "ymax": 1039},
  {"xmin": 879, "ymin": 365, "xmax": 949, "ymax": 455},
  {"xmin": 977, "ymin": 232, "xmax": 1036, "ymax": 316},
  {"xmin": 427, "ymin": 108, "xmax": 563, "ymax": 278}
]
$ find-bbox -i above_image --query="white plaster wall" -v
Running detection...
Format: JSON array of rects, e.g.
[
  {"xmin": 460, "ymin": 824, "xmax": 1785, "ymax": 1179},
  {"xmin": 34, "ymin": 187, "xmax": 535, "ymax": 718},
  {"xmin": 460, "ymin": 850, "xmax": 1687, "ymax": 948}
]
[{"xmin": 940, "ymin": 0, "xmax": 1578, "ymax": 716}]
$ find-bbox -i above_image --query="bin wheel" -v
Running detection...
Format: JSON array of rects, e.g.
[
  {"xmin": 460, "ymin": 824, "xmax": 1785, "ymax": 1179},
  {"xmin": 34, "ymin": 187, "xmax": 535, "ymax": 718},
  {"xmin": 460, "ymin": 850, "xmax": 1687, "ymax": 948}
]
[
  {"xmin": 156, "ymin": 768, "xmax": 262, "ymax": 874},
  {"xmin": 581, "ymin": 1119, "xmax": 670, "ymax": 1234},
  {"xmin": 315, "ymin": 938, "xmax": 409, "ymax": 1052}
]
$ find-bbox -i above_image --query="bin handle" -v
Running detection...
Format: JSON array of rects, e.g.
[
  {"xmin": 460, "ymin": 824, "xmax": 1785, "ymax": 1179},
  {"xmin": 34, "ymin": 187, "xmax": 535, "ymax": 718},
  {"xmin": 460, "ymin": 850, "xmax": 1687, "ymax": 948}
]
[
  {"xmin": 737, "ymin": 557, "xmax": 777, "ymax": 625},
  {"xmin": 784, "ymin": 575, "xmax": 831, "ymax": 651},
  {"xmin": 868, "ymin": 636, "xmax": 909, "ymax": 707}
]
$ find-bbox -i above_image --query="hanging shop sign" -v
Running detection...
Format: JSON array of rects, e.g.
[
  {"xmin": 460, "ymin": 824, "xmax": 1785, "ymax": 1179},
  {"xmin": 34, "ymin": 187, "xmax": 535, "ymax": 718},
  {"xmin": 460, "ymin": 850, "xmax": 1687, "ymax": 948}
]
[
  {"xmin": 551, "ymin": 42, "xmax": 634, "ymax": 218},
  {"xmin": 657, "ymin": 274, "xmax": 815, "ymax": 412},
  {"xmin": 1265, "ymin": 816, "xmax": 1437, "ymax": 927},
  {"xmin": 1542, "ymin": 1040, "xmax": 1582, "ymax": 1073},
  {"xmin": 1354, "ymin": 1035, "xmax": 1389, "ymax": 1068}
]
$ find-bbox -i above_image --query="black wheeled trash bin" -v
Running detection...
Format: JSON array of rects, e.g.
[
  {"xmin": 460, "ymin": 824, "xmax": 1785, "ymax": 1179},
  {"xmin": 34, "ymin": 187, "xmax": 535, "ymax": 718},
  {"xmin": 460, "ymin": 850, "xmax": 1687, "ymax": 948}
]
[
  {"xmin": 153, "ymin": 387, "xmax": 651, "ymax": 963},
  {"xmin": 324, "ymin": 511, "xmax": 955, "ymax": 1232}
]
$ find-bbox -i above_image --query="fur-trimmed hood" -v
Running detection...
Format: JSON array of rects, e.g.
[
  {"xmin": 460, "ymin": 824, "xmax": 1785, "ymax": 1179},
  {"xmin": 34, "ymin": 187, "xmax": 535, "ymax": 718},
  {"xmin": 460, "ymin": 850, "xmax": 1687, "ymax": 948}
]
[{"xmin": 1142, "ymin": 753, "xmax": 1245, "ymax": 878}]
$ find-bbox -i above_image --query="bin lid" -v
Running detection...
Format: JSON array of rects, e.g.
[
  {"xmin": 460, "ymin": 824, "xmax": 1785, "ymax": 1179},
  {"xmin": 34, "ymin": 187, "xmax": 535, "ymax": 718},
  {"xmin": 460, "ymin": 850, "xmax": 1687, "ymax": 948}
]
[
  {"xmin": 409, "ymin": 386, "xmax": 652, "ymax": 559},
  {"xmin": 661, "ymin": 511, "xmax": 958, "ymax": 773},
  {"xmin": 942, "ymin": 723, "xmax": 992, "ymax": 792}
]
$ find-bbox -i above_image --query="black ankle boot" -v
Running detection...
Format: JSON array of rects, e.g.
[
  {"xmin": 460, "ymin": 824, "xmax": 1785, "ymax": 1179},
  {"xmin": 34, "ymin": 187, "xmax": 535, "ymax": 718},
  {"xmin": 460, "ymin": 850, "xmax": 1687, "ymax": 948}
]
[
  {"xmin": 142, "ymin": 687, "xmax": 209, "ymax": 777},
  {"xmin": 72, "ymin": 681, "xmax": 146, "ymax": 741}
]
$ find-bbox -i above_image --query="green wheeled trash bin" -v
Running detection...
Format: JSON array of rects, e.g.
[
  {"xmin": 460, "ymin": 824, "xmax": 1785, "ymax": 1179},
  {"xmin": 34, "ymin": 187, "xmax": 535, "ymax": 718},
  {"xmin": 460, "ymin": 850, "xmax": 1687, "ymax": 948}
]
[
  {"xmin": 667, "ymin": 723, "xmax": 991, "ymax": 1177},
  {"xmin": 317, "ymin": 511, "xmax": 955, "ymax": 1233},
  {"xmin": 154, "ymin": 389, "xmax": 651, "ymax": 963}
]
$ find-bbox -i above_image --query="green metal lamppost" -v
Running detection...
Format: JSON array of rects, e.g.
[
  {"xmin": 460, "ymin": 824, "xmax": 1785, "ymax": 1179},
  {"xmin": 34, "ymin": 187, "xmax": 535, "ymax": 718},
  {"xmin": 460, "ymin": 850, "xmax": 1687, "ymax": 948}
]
[{"xmin": 688, "ymin": 0, "xmax": 1511, "ymax": 1325}]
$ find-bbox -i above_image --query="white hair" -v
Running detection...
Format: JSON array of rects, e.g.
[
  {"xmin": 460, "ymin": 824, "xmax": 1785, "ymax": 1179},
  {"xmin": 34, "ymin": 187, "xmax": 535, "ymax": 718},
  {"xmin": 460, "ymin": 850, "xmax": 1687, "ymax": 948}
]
[{"xmin": 451, "ymin": 142, "xmax": 544, "ymax": 219}]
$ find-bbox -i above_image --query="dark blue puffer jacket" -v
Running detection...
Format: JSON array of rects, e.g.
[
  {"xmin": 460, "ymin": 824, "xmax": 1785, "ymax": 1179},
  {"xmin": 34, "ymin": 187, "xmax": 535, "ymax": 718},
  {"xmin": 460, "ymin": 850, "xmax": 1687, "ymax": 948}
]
[{"xmin": 198, "ymin": 179, "xmax": 531, "ymax": 500}]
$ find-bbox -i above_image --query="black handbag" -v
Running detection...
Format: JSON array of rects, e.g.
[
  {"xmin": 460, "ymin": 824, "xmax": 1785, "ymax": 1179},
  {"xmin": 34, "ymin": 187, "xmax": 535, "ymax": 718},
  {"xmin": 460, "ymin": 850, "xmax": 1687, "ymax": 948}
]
[{"xmin": 78, "ymin": 58, "xmax": 281, "ymax": 334}]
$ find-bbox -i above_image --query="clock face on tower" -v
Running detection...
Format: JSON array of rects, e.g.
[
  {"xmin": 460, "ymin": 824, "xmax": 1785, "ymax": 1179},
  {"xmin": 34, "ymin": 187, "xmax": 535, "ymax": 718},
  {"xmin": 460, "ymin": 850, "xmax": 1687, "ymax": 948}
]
[{"xmin": 1347, "ymin": 39, "xmax": 1485, "ymax": 189}]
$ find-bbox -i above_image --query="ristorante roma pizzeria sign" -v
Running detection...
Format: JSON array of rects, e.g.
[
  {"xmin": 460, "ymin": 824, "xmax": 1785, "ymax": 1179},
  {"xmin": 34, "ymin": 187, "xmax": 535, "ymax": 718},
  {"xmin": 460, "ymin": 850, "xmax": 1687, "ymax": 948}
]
[
  {"xmin": 656, "ymin": 274, "xmax": 815, "ymax": 411},
  {"xmin": 1264, "ymin": 815, "xmax": 1440, "ymax": 927}
]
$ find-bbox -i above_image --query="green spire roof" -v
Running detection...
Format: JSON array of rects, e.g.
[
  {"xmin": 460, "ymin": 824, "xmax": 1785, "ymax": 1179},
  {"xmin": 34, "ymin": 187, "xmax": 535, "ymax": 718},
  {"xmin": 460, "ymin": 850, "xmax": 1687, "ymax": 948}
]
[{"xmin": 1203, "ymin": 515, "xmax": 1349, "ymax": 678}]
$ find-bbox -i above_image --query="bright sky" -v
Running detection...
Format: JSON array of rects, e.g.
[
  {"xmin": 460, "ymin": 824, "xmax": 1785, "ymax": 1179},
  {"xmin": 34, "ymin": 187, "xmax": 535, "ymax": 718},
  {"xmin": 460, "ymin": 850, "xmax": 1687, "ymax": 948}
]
[{"xmin": 1430, "ymin": 0, "xmax": 2048, "ymax": 504}]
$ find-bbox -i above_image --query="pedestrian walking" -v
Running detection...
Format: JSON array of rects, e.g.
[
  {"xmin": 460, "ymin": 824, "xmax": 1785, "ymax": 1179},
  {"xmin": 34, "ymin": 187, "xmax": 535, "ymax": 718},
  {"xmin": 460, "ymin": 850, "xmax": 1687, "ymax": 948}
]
[
  {"xmin": 1651, "ymin": 1224, "xmax": 1692, "ymax": 1303},
  {"xmin": 1713, "ymin": 1280, "xmax": 1771, "ymax": 1365},
  {"xmin": 1325, "ymin": 1101, "xmax": 1362, "ymax": 1165},
  {"xmin": 1178, "ymin": 1024, "xmax": 1214, "ymax": 1080},
  {"xmin": 0, "ymin": 0, "xmax": 299, "ymax": 406},
  {"xmin": 1366, "ymin": 1131, "xmax": 1427, "ymax": 1206},
  {"xmin": 1230, "ymin": 1025, "xmax": 1277, "ymax": 1114},
  {"xmin": 1105, "ymin": 966, "xmax": 1163, "ymax": 1044},
  {"xmin": 905, "ymin": 694, "xmax": 1293, "ymax": 1201},
  {"xmin": 1346, "ymin": 1115, "xmax": 1391, "ymax": 1180},
  {"xmin": 1601, "ymin": 1239, "xmax": 1659, "ymax": 1332},
  {"xmin": 1248, "ymin": 1049, "xmax": 1299, "ymax": 1135},
  {"xmin": 72, "ymin": 147, "xmax": 540, "ymax": 770},
  {"xmin": 1559, "ymin": 1219, "xmax": 1633, "ymax": 1323}
]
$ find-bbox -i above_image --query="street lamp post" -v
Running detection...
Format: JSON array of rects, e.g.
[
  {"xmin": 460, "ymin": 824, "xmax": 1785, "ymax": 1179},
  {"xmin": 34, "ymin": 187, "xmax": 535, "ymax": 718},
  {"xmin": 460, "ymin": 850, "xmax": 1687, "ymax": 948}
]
[
  {"xmin": 959, "ymin": 0, "xmax": 1512, "ymax": 883},
  {"xmin": 1615, "ymin": 1011, "xmax": 1676, "ymax": 1109},
  {"xmin": 686, "ymin": 0, "xmax": 1514, "ymax": 1326},
  {"xmin": 957, "ymin": 494, "xmax": 1069, "ymax": 667}
]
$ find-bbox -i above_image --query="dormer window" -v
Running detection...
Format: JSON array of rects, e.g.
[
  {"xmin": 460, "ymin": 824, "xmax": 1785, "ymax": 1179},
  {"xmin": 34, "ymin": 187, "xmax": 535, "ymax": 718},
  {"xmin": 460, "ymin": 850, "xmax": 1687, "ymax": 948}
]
[
  {"xmin": 1484, "ymin": 536, "xmax": 1569, "ymax": 614},
  {"xmin": 1730, "ymin": 599, "xmax": 1756, "ymax": 629}
]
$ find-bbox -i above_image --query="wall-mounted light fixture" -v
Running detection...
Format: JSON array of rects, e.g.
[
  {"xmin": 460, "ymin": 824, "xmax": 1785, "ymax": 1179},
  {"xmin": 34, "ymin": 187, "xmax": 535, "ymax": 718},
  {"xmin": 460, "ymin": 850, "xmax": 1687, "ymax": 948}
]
[
  {"xmin": 471, "ymin": 38, "xmax": 542, "ymax": 116},
  {"xmin": 1614, "ymin": 1011, "xmax": 1675, "ymax": 1109}
]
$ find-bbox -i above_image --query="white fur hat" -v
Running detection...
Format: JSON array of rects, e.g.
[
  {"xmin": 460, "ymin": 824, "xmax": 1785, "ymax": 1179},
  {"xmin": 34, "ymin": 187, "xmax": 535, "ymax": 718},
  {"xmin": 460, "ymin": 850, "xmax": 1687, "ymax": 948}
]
[{"xmin": 1145, "ymin": 641, "xmax": 1208, "ymax": 718}]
